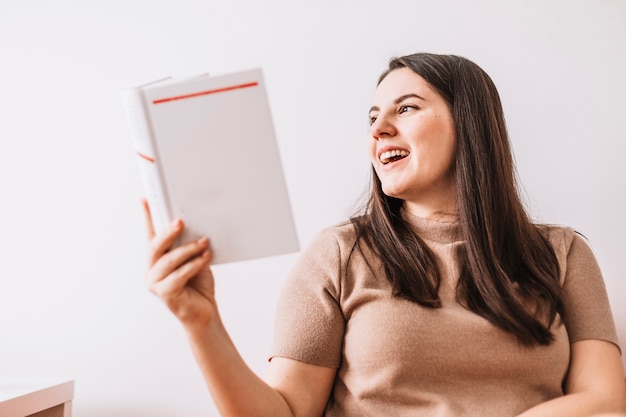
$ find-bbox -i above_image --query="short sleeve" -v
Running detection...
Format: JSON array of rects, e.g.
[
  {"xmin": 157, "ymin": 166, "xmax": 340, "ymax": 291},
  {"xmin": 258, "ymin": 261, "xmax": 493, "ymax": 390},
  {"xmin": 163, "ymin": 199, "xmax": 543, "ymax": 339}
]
[
  {"xmin": 560, "ymin": 232, "xmax": 620, "ymax": 350},
  {"xmin": 269, "ymin": 228, "xmax": 346, "ymax": 368}
]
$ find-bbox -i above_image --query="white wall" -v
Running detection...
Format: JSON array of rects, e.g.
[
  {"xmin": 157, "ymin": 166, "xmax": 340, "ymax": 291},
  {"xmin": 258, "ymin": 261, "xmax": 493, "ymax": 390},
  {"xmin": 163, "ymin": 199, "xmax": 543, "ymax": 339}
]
[{"xmin": 0, "ymin": 0, "xmax": 624, "ymax": 415}]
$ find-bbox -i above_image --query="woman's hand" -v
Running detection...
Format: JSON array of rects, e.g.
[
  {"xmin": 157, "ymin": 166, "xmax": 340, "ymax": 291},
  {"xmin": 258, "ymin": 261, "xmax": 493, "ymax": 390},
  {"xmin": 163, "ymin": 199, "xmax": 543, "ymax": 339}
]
[
  {"xmin": 140, "ymin": 200, "xmax": 335, "ymax": 417},
  {"xmin": 142, "ymin": 199, "xmax": 217, "ymax": 329}
]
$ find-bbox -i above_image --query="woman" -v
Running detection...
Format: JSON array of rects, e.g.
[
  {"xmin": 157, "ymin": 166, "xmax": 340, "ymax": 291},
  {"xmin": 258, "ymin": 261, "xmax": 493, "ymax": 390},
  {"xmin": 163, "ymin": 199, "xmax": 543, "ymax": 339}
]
[{"xmin": 143, "ymin": 53, "xmax": 626, "ymax": 416}]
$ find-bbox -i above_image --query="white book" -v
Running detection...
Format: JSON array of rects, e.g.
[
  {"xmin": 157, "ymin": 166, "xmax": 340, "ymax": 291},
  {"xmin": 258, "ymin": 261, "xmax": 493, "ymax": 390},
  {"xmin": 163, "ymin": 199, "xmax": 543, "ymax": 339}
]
[{"xmin": 121, "ymin": 68, "xmax": 299, "ymax": 264}]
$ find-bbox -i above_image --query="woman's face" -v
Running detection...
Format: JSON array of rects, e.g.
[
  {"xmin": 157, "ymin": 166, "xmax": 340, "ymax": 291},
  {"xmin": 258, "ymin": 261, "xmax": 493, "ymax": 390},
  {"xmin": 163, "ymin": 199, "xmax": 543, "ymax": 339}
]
[{"xmin": 368, "ymin": 67, "xmax": 457, "ymax": 218}]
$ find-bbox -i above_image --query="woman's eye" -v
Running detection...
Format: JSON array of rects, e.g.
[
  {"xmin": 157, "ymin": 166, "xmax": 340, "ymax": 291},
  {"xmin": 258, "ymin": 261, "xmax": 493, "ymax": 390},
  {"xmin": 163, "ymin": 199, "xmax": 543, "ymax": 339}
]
[
  {"xmin": 399, "ymin": 105, "xmax": 417, "ymax": 114},
  {"xmin": 369, "ymin": 115, "xmax": 378, "ymax": 125}
]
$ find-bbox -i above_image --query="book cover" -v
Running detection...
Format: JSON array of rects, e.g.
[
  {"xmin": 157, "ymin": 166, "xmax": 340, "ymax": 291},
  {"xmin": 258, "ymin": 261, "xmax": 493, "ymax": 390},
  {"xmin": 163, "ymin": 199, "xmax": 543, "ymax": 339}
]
[{"xmin": 121, "ymin": 68, "xmax": 300, "ymax": 264}]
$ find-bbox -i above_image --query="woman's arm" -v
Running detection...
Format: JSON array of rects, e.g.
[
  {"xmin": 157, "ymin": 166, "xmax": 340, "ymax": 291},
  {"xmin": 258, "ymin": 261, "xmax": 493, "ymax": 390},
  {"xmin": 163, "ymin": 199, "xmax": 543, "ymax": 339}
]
[
  {"xmin": 516, "ymin": 340, "xmax": 626, "ymax": 417},
  {"xmin": 142, "ymin": 200, "xmax": 336, "ymax": 417},
  {"xmin": 184, "ymin": 315, "xmax": 336, "ymax": 417}
]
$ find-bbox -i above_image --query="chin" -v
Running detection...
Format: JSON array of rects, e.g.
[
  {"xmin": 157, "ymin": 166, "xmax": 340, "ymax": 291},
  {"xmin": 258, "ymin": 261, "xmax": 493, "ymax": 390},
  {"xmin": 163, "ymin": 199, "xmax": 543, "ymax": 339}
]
[{"xmin": 381, "ymin": 185, "xmax": 406, "ymax": 200}]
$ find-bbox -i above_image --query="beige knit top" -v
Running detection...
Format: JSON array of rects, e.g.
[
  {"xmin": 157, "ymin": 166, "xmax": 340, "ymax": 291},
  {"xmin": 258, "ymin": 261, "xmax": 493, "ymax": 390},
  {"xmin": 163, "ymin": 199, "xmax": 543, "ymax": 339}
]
[{"xmin": 270, "ymin": 212, "xmax": 619, "ymax": 417}]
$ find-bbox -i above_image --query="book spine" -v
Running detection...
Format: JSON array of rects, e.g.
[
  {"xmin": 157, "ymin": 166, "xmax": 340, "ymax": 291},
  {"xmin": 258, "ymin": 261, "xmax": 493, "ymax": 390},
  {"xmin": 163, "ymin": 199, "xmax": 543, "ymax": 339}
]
[{"xmin": 121, "ymin": 89, "xmax": 173, "ymax": 236}]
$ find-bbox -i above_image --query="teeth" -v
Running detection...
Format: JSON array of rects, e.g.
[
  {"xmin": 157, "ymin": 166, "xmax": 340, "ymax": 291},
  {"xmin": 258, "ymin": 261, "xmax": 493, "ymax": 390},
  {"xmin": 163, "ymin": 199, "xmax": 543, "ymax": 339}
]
[{"xmin": 380, "ymin": 149, "xmax": 409, "ymax": 164}]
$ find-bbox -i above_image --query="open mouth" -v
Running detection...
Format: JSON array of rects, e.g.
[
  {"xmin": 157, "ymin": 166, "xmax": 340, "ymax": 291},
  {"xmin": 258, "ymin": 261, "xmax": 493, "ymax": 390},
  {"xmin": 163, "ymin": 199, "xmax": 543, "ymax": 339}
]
[{"xmin": 380, "ymin": 149, "xmax": 410, "ymax": 165}]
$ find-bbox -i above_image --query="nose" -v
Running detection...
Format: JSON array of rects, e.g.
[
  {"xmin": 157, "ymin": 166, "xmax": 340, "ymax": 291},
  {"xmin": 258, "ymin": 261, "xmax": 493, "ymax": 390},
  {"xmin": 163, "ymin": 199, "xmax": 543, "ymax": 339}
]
[{"xmin": 370, "ymin": 114, "xmax": 396, "ymax": 140}]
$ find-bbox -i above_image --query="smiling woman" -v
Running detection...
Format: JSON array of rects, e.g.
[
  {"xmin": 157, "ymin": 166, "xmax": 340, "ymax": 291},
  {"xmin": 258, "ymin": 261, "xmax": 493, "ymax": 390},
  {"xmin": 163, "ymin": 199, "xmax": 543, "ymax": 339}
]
[
  {"xmin": 367, "ymin": 67, "xmax": 457, "ymax": 220},
  {"xmin": 143, "ymin": 52, "xmax": 626, "ymax": 417}
]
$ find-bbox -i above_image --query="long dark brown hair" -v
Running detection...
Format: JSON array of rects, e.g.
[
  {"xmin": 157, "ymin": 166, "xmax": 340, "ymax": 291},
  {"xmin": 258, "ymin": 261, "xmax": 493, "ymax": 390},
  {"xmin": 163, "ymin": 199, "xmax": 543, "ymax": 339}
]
[{"xmin": 351, "ymin": 53, "xmax": 563, "ymax": 345}]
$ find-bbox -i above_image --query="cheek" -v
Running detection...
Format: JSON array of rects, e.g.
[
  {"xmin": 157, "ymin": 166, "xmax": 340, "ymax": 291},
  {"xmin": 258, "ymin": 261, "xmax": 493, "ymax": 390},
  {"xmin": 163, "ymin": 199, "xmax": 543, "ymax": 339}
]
[
  {"xmin": 413, "ymin": 130, "xmax": 455, "ymax": 174},
  {"xmin": 438, "ymin": 139, "xmax": 457, "ymax": 176},
  {"xmin": 429, "ymin": 120, "xmax": 456, "ymax": 166}
]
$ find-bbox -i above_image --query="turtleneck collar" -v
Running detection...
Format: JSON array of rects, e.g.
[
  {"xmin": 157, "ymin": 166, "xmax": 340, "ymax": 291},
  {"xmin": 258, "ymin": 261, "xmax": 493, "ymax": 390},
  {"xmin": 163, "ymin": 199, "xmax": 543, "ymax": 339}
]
[{"xmin": 400, "ymin": 207, "xmax": 463, "ymax": 244}]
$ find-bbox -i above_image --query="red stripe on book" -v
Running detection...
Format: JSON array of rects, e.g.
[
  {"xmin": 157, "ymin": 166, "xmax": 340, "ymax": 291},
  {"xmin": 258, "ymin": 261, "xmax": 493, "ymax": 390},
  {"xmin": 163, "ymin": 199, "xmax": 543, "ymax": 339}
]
[
  {"xmin": 138, "ymin": 152, "xmax": 155, "ymax": 163},
  {"xmin": 152, "ymin": 81, "xmax": 259, "ymax": 104}
]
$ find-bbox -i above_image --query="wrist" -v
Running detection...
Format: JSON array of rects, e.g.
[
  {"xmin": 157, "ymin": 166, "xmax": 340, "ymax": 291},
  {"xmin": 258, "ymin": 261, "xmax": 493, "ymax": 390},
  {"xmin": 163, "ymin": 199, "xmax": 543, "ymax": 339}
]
[{"xmin": 182, "ymin": 308, "xmax": 225, "ymax": 341}]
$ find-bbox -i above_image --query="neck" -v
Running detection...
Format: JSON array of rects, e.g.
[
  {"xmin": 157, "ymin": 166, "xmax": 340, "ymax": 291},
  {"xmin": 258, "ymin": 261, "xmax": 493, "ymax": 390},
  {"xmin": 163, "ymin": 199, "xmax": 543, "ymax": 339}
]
[{"xmin": 402, "ymin": 200, "xmax": 459, "ymax": 223}]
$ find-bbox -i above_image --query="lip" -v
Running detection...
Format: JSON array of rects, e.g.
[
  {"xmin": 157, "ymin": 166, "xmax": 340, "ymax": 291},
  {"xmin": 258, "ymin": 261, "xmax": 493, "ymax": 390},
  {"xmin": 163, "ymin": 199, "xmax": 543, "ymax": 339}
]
[
  {"xmin": 377, "ymin": 145, "xmax": 410, "ymax": 160},
  {"xmin": 377, "ymin": 146, "xmax": 410, "ymax": 168}
]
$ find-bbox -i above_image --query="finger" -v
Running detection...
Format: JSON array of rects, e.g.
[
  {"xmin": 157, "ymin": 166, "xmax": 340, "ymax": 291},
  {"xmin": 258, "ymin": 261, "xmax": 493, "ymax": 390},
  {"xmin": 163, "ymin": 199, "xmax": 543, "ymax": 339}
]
[
  {"xmin": 147, "ymin": 237, "xmax": 209, "ymax": 285},
  {"xmin": 150, "ymin": 250, "xmax": 212, "ymax": 299},
  {"xmin": 147, "ymin": 218, "xmax": 185, "ymax": 267},
  {"xmin": 141, "ymin": 198, "xmax": 156, "ymax": 240}
]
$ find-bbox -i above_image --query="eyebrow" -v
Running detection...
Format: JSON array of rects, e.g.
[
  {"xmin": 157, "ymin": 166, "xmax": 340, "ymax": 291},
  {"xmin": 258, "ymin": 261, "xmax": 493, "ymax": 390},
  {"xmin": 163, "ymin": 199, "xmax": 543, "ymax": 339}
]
[{"xmin": 369, "ymin": 93, "xmax": 425, "ymax": 114}]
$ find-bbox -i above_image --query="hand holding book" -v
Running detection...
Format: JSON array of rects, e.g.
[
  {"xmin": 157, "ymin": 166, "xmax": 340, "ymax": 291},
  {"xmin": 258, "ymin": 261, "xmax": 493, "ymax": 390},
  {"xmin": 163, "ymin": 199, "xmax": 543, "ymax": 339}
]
[{"xmin": 143, "ymin": 198, "xmax": 218, "ymax": 329}]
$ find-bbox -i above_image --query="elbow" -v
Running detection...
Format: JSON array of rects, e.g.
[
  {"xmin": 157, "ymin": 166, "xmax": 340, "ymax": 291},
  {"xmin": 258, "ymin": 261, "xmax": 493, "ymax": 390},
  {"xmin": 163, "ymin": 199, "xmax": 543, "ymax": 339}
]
[
  {"xmin": 617, "ymin": 394, "xmax": 626, "ymax": 415},
  {"xmin": 614, "ymin": 380, "xmax": 626, "ymax": 413},
  {"xmin": 596, "ymin": 385, "xmax": 626, "ymax": 416}
]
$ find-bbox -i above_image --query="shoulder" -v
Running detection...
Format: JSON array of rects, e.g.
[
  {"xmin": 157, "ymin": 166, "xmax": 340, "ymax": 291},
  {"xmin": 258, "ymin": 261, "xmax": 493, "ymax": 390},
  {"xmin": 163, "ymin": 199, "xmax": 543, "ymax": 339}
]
[
  {"xmin": 289, "ymin": 219, "xmax": 374, "ymax": 291},
  {"xmin": 537, "ymin": 223, "xmax": 584, "ymax": 256},
  {"xmin": 305, "ymin": 220, "xmax": 360, "ymax": 260},
  {"xmin": 289, "ymin": 220, "xmax": 359, "ymax": 278},
  {"xmin": 537, "ymin": 224, "xmax": 599, "ymax": 283}
]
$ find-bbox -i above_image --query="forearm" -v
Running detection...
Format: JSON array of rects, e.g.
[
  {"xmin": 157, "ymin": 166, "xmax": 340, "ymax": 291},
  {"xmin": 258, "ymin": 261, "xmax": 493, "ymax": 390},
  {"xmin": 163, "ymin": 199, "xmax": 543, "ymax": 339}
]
[
  {"xmin": 184, "ymin": 314, "xmax": 294, "ymax": 417},
  {"xmin": 516, "ymin": 392, "xmax": 626, "ymax": 417}
]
